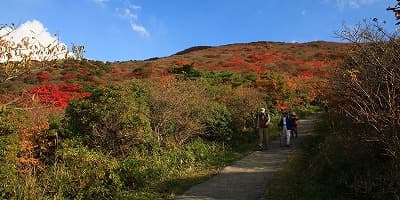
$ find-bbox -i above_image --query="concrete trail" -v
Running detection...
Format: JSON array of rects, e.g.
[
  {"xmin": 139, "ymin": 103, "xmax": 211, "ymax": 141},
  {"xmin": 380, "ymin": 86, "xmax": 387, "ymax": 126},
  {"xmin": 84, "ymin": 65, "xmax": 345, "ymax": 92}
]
[{"xmin": 176, "ymin": 114, "xmax": 319, "ymax": 200}]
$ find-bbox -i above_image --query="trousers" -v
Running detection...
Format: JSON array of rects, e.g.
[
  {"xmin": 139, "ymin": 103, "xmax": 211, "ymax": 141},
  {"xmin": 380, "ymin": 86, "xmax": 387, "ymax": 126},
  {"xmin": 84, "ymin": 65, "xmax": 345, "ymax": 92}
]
[{"xmin": 258, "ymin": 127, "xmax": 269, "ymax": 148}]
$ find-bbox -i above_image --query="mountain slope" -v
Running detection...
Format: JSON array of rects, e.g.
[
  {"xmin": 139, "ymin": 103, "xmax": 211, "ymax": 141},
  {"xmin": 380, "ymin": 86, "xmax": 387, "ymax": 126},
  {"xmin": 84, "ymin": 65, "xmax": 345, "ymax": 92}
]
[{"xmin": 111, "ymin": 41, "xmax": 350, "ymax": 80}]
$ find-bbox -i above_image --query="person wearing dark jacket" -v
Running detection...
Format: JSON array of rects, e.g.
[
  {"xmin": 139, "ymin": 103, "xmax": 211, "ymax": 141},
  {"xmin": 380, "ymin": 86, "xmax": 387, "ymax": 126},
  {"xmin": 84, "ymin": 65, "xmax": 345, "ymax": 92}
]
[{"xmin": 291, "ymin": 112, "xmax": 299, "ymax": 138}]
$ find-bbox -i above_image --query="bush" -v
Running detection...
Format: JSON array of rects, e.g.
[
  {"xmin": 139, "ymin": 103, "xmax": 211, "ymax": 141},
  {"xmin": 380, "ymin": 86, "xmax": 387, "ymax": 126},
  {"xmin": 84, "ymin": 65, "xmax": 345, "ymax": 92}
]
[
  {"xmin": 0, "ymin": 134, "xmax": 19, "ymax": 199},
  {"xmin": 203, "ymin": 104, "xmax": 233, "ymax": 142},
  {"xmin": 226, "ymin": 86, "xmax": 264, "ymax": 131},
  {"xmin": 330, "ymin": 20, "xmax": 400, "ymax": 197},
  {"xmin": 203, "ymin": 71, "xmax": 234, "ymax": 84},
  {"xmin": 64, "ymin": 80, "xmax": 154, "ymax": 157},
  {"xmin": 149, "ymin": 78, "xmax": 210, "ymax": 146},
  {"xmin": 333, "ymin": 19, "xmax": 400, "ymax": 159},
  {"xmin": 168, "ymin": 64, "xmax": 201, "ymax": 80},
  {"xmin": 119, "ymin": 155, "xmax": 162, "ymax": 189},
  {"xmin": 0, "ymin": 113, "xmax": 17, "ymax": 137},
  {"xmin": 48, "ymin": 141, "xmax": 122, "ymax": 199}
]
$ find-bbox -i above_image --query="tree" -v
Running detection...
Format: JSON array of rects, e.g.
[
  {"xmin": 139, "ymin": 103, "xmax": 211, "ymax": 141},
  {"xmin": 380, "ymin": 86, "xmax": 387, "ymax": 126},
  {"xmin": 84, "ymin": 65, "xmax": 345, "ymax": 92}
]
[
  {"xmin": 72, "ymin": 43, "xmax": 85, "ymax": 60},
  {"xmin": 333, "ymin": 19, "xmax": 400, "ymax": 159},
  {"xmin": 387, "ymin": 0, "xmax": 400, "ymax": 24},
  {"xmin": 0, "ymin": 23, "xmax": 69, "ymax": 83},
  {"xmin": 149, "ymin": 78, "xmax": 208, "ymax": 146}
]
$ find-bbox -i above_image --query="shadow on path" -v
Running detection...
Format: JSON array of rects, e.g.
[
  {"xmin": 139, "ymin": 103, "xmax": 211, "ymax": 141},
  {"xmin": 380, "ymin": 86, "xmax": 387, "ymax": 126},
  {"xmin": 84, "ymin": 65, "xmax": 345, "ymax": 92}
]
[{"xmin": 175, "ymin": 114, "xmax": 320, "ymax": 200}]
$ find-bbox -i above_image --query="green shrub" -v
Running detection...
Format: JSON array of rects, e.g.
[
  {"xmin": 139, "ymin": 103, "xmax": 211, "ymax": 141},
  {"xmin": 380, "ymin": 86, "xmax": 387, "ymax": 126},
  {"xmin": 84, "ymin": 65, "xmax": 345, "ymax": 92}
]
[
  {"xmin": 65, "ymin": 80, "xmax": 154, "ymax": 157},
  {"xmin": 0, "ymin": 112, "xmax": 19, "ymax": 198},
  {"xmin": 168, "ymin": 64, "xmax": 201, "ymax": 80},
  {"xmin": 99, "ymin": 61, "xmax": 112, "ymax": 73},
  {"xmin": 203, "ymin": 104, "xmax": 233, "ymax": 142},
  {"xmin": 0, "ymin": 113, "xmax": 17, "ymax": 137},
  {"xmin": 49, "ymin": 141, "xmax": 122, "ymax": 199},
  {"xmin": 0, "ymin": 134, "xmax": 19, "ymax": 199},
  {"xmin": 203, "ymin": 71, "xmax": 234, "ymax": 84},
  {"xmin": 119, "ymin": 155, "xmax": 162, "ymax": 189},
  {"xmin": 243, "ymin": 72, "xmax": 258, "ymax": 82}
]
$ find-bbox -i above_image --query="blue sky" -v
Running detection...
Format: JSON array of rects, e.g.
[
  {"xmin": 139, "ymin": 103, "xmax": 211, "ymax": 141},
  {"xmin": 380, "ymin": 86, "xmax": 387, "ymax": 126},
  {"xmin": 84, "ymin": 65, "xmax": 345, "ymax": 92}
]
[{"xmin": 1, "ymin": 0, "xmax": 397, "ymax": 61}]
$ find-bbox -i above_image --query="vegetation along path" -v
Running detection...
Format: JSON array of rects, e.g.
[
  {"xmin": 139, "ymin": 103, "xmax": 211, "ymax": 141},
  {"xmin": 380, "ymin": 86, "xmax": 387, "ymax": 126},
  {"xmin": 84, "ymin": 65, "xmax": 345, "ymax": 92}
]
[{"xmin": 176, "ymin": 114, "xmax": 319, "ymax": 200}]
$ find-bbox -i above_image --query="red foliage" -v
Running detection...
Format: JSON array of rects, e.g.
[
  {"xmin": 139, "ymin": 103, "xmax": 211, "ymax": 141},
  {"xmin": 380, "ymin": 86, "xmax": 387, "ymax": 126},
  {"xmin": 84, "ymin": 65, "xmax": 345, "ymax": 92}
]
[
  {"xmin": 247, "ymin": 51, "xmax": 281, "ymax": 65},
  {"xmin": 17, "ymin": 122, "xmax": 49, "ymax": 173},
  {"xmin": 242, "ymin": 47, "xmax": 253, "ymax": 51},
  {"xmin": 293, "ymin": 59, "xmax": 306, "ymax": 66},
  {"xmin": 112, "ymin": 68, "xmax": 123, "ymax": 74},
  {"xmin": 321, "ymin": 72, "xmax": 331, "ymax": 78},
  {"xmin": 283, "ymin": 54, "xmax": 296, "ymax": 62},
  {"xmin": 248, "ymin": 65, "xmax": 263, "ymax": 75},
  {"xmin": 37, "ymin": 72, "xmax": 51, "ymax": 82},
  {"xmin": 77, "ymin": 67, "xmax": 89, "ymax": 75},
  {"xmin": 276, "ymin": 100, "xmax": 288, "ymax": 111},
  {"xmin": 224, "ymin": 57, "xmax": 247, "ymax": 72},
  {"xmin": 174, "ymin": 60, "xmax": 190, "ymax": 66},
  {"xmin": 62, "ymin": 72, "xmax": 76, "ymax": 80},
  {"xmin": 314, "ymin": 51, "xmax": 326, "ymax": 58},
  {"xmin": 248, "ymin": 53, "xmax": 264, "ymax": 61},
  {"xmin": 162, "ymin": 69, "xmax": 170, "ymax": 77},
  {"xmin": 229, "ymin": 57, "xmax": 245, "ymax": 65},
  {"xmin": 299, "ymin": 70, "xmax": 314, "ymax": 79},
  {"xmin": 231, "ymin": 47, "xmax": 240, "ymax": 51},
  {"xmin": 310, "ymin": 61, "xmax": 325, "ymax": 68},
  {"xmin": 152, "ymin": 66, "xmax": 158, "ymax": 73},
  {"xmin": 29, "ymin": 84, "xmax": 90, "ymax": 108},
  {"xmin": 207, "ymin": 66, "xmax": 220, "ymax": 71}
]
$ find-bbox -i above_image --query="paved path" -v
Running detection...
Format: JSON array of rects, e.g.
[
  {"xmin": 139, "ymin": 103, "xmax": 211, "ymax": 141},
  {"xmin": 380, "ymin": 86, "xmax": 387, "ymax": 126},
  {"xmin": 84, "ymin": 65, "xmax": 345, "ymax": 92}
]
[{"xmin": 176, "ymin": 114, "xmax": 319, "ymax": 200}]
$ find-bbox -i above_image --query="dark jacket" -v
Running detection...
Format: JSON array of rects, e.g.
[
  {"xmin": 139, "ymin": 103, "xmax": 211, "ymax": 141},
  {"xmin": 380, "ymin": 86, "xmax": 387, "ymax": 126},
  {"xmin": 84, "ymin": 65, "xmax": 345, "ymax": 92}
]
[
  {"xmin": 286, "ymin": 117, "xmax": 294, "ymax": 130},
  {"xmin": 279, "ymin": 116, "xmax": 294, "ymax": 130},
  {"xmin": 257, "ymin": 112, "xmax": 270, "ymax": 128}
]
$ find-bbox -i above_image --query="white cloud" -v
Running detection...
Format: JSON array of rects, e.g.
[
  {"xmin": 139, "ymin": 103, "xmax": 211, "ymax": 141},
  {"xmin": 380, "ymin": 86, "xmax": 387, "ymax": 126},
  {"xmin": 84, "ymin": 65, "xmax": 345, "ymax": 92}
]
[
  {"xmin": 118, "ymin": 8, "xmax": 138, "ymax": 20},
  {"xmin": 0, "ymin": 20, "xmax": 72, "ymax": 62},
  {"xmin": 129, "ymin": 4, "xmax": 142, "ymax": 10},
  {"xmin": 130, "ymin": 23, "xmax": 149, "ymax": 37},
  {"xmin": 334, "ymin": 0, "xmax": 380, "ymax": 9},
  {"xmin": 116, "ymin": 4, "xmax": 150, "ymax": 37},
  {"xmin": 93, "ymin": 0, "xmax": 109, "ymax": 5}
]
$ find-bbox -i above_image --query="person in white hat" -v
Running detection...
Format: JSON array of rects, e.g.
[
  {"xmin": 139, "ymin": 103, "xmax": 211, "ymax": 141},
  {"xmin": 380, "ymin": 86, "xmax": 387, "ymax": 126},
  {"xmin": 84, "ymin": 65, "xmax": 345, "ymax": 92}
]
[{"xmin": 256, "ymin": 108, "xmax": 270, "ymax": 150}]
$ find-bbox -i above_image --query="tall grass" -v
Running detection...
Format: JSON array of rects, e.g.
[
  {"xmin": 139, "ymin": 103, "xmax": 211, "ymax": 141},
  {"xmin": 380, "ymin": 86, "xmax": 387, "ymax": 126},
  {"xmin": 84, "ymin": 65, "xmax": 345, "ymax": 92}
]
[{"xmin": 265, "ymin": 113, "xmax": 400, "ymax": 200}]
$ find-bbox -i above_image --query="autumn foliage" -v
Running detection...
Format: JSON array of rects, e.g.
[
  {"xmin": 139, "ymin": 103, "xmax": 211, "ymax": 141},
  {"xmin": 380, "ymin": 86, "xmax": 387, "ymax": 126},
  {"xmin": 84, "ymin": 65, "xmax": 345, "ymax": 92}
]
[
  {"xmin": 28, "ymin": 84, "xmax": 90, "ymax": 108},
  {"xmin": 327, "ymin": 19, "xmax": 400, "ymax": 198},
  {"xmin": 0, "ymin": 40, "xmax": 350, "ymax": 199}
]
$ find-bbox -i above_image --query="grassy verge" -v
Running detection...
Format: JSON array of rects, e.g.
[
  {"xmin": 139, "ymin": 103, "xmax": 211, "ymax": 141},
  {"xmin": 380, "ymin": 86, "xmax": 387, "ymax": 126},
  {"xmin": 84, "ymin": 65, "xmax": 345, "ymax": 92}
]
[
  {"xmin": 264, "ymin": 113, "xmax": 344, "ymax": 200},
  {"xmin": 124, "ymin": 133, "xmax": 258, "ymax": 199},
  {"xmin": 264, "ymin": 111, "xmax": 400, "ymax": 200}
]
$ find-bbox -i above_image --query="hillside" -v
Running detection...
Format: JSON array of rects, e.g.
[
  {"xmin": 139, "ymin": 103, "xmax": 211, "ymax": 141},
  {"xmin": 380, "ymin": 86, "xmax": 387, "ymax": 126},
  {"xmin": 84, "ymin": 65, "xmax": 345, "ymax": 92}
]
[
  {"xmin": 111, "ymin": 41, "xmax": 349, "ymax": 78},
  {"xmin": 108, "ymin": 41, "xmax": 350, "ymax": 110},
  {"xmin": 0, "ymin": 40, "xmax": 355, "ymax": 199},
  {"xmin": 0, "ymin": 40, "xmax": 351, "ymax": 112}
]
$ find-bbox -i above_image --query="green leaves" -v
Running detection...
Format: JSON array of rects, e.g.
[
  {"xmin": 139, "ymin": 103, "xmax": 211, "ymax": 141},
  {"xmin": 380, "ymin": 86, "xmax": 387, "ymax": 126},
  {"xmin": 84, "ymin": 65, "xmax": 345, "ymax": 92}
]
[{"xmin": 65, "ymin": 80, "xmax": 153, "ymax": 157}]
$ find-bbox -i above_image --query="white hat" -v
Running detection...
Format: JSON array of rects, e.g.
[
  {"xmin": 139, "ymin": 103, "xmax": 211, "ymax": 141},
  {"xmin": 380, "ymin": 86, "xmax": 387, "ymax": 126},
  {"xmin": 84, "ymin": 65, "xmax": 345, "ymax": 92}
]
[{"xmin": 260, "ymin": 108, "xmax": 265, "ymax": 112}]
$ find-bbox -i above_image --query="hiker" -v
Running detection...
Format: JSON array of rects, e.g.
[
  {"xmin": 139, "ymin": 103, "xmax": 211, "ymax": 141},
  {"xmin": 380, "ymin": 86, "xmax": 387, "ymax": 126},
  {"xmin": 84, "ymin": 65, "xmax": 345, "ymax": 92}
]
[
  {"xmin": 291, "ymin": 112, "xmax": 299, "ymax": 138},
  {"xmin": 256, "ymin": 108, "xmax": 270, "ymax": 150},
  {"xmin": 278, "ymin": 111, "xmax": 293, "ymax": 147}
]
